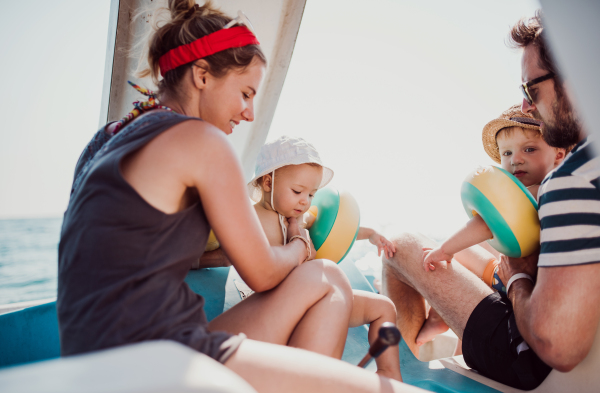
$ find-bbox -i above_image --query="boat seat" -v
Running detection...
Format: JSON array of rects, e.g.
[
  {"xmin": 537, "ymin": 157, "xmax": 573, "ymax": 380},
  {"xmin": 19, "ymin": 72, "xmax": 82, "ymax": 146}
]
[
  {"xmin": 0, "ymin": 340, "xmax": 257, "ymax": 393},
  {"xmin": 0, "ymin": 300, "xmax": 60, "ymax": 368}
]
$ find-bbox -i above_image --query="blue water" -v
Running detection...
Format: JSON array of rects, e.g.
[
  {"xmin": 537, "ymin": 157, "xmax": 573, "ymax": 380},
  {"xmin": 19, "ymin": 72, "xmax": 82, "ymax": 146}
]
[
  {"xmin": 0, "ymin": 217, "xmax": 380, "ymax": 306},
  {"xmin": 0, "ymin": 218, "xmax": 62, "ymax": 305}
]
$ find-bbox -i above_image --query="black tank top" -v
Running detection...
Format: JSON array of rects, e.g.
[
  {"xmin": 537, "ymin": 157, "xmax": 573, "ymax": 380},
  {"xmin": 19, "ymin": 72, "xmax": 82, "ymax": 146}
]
[{"xmin": 58, "ymin": 111, "xmax": 234, "ymax": 357}]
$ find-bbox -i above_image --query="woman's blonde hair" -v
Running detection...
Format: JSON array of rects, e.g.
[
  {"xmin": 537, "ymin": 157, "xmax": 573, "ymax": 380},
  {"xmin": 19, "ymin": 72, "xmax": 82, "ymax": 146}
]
[{"xmin": 138, "ymin": 0, "xmax": 266, "ymax": 95}]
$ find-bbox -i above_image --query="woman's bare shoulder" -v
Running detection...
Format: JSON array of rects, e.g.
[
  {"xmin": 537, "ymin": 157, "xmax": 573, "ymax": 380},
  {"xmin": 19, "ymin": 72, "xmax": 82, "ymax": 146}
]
[{"xmin": 152, "ymin": 118, "xmax": 236, "ymax": 172}]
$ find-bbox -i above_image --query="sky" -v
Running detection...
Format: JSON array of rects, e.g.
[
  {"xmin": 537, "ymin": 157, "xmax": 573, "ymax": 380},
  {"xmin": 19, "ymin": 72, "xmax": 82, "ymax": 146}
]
[{"xmin": 0, "ymin": 0, "xmax": 540, "ymax": 239}]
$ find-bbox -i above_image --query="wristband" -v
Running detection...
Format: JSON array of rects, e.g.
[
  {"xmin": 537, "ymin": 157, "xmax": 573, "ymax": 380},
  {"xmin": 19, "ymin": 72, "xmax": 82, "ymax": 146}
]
[
  {"xmin": 289, "ymin": 235, "xmax": 311, "ymax": 263},
  {"xmin": 506, "ymin": 273, "xmax": 533, "ymax": 295}
]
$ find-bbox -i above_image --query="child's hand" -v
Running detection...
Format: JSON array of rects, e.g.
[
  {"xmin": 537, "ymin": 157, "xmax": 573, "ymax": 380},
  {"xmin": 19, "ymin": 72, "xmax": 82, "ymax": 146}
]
[
  {"xmin": 422, "ymin": 247, "xmax": 453, "ymax": 271},
  {"xmin": 369, "ymin": 231, "xmax": 397, "ymax": 258}
]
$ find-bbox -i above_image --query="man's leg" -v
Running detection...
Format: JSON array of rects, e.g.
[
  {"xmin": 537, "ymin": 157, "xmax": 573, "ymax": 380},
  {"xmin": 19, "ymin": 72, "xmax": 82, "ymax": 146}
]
[
  {"xmin": 382, "ymin": 259, "xmax": 427, "ymax": 357},
  {"xmin": 382, "ymin": 232, "xmax": 492, "ymax": 357}
]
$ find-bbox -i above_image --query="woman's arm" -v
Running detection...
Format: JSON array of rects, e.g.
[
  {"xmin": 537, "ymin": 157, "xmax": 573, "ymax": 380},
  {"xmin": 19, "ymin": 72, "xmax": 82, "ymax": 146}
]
[{"xmin": 167, "ymin": 122, "xmax": 308, "ymax": 292}]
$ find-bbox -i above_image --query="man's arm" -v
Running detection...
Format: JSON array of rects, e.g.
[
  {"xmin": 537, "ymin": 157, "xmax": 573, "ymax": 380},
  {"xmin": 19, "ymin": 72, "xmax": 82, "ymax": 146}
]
[{"xmin": 504, "ymin": 260, "xmax": 600, "ymax": 371}]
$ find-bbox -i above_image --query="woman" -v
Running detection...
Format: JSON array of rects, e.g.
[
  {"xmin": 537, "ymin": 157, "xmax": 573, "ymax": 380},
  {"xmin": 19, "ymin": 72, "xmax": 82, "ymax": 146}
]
[{"xmin": 58, "ymin": 1, "xmax": 412, "ymax": 391}]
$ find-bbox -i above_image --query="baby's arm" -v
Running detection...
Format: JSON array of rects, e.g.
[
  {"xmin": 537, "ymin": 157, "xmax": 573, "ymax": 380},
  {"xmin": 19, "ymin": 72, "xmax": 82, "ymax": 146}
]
[
  {"xmin": 357, "ymin": 227, "xmax": 396, "ymax": 258},
  {"xmin": 423, "ymin": 214, "xmax": 492, "ymax": 271}
]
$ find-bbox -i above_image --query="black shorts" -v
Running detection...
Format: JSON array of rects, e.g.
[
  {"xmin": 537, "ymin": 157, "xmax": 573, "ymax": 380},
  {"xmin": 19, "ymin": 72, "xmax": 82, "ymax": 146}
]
[{"xmin": 462, "ymin": 292, "xmax": 552, "ymax": 390}]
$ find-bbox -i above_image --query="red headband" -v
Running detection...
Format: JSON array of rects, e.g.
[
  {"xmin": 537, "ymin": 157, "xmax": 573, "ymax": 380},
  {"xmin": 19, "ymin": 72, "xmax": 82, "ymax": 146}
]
[{"xmin": 158, "ymin": 26, "xmax": 260, "ymax": 77}]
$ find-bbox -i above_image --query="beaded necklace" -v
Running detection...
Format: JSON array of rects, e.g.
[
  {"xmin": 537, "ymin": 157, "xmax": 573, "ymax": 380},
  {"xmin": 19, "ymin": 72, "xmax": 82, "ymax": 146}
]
[{"xmin": 111, "ymin": 81, "xmax": 176, "ymax": 135}]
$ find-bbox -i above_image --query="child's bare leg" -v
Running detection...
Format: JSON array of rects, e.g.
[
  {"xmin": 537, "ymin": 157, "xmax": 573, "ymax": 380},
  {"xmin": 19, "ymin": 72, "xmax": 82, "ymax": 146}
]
[
  {"xmin": 415, "ymin": 307, "xmax": 449, "ymax": 345},
  {"xmin": 350, "ymin": 290, "xmax": 402, "ymax": 382},
  {"xmin": 225, "ymin": 339, "xmax": 425, "ymax": 393}
]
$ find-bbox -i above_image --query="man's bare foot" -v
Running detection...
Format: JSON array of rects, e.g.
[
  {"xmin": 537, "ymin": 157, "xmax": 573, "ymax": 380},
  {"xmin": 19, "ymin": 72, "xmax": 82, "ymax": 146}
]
[
  {"xmin": 376, "ymin": 368, "xmax": 403, "ymax": 382},
  {"xmin": 415, "ymin": 308, "xmax": 449, "ymax": 345}
]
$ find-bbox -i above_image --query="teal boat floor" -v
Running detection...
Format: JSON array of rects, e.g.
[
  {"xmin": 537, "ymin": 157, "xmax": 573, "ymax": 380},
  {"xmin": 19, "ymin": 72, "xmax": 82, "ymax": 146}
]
[{"xmin": 0, "ymin": 261, "xmax": 500, "ymax": 392}]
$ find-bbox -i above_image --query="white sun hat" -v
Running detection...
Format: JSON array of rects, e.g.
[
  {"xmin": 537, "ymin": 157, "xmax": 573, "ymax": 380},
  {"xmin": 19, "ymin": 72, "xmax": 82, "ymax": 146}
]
[{"xmin": 247, "ymin": 135, "xmax": 334, "ymax": 203}]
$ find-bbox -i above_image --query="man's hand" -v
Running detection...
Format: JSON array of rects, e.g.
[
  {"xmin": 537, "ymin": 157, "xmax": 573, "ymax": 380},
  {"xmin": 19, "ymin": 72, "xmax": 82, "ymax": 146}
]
[
  {"xmin": 497, "ymin": 250, "xmax": 539, "ymax": 285},
  {"xmin": 422, "ymin": 247, "xmax": 453, "ymax": 271},
  {"xmin": 368, "ymin": 231, "xmax": 397, "ymax": 258}
]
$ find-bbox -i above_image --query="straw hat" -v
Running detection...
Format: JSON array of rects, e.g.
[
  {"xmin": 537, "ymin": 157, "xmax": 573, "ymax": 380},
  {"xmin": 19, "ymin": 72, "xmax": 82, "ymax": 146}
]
[
  {"xmin": 482, "ymin": 104, "xmax": 542, "ymax": 163},
  {"xmin": 247, "ymin": 136, "xmax": 334, "ymax": 202}
]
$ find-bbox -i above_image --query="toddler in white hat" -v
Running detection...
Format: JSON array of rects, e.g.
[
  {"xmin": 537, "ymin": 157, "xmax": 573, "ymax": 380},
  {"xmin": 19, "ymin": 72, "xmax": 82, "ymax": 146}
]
[{"xmin": 248, "ymin": 135, "xmax": 402, "ymax": 381}]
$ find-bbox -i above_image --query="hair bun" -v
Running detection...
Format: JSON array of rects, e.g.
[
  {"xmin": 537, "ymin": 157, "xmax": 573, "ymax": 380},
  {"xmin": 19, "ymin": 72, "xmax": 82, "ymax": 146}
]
[{"xmin": 169, "ymin": 0, "xmax": 198, "ymax": 20}]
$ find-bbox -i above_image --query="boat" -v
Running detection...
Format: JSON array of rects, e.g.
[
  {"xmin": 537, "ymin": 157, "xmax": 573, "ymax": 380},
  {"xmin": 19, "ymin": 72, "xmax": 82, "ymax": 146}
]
[{"xmin": 1, "ymin": 0, "xmax": 600, "ymax": 392}]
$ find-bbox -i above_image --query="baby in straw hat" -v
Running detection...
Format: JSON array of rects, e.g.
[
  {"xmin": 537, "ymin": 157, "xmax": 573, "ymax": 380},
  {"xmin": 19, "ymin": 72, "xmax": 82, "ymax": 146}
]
[
  {"xmin": 248, "ymin": 135, "xmax": 401, "ymax": 380},
  {"xmin": 415, "ymin": 104, "xmax": 567, "ymax": 348}
]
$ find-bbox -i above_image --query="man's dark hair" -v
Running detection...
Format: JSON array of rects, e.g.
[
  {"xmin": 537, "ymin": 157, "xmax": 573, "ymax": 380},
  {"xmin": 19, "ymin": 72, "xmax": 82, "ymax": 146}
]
[
  {"xmin": 508, "ymin": 11, "xmax": 582, "ymax": 149},
  {"xmin": 507, "ymin": 10, "xmax": 559, "ymax": 77}
]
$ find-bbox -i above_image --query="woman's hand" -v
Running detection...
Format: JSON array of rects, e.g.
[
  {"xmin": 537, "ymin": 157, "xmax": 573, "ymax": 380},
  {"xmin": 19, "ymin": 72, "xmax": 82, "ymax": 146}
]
[
  {"xmin": 422, "ymin": 247, "xmax": 453, "ymax": 271},
  {"xmin": 368, "ymin": 231, "xmax": 396, "ymax": 258}
]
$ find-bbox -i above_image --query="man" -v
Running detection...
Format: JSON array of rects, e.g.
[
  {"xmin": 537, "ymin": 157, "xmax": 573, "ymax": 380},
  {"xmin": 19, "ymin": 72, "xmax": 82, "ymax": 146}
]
[{"xmin": 383, "ymin": 11, "xmax": 600, "ymax": 390}]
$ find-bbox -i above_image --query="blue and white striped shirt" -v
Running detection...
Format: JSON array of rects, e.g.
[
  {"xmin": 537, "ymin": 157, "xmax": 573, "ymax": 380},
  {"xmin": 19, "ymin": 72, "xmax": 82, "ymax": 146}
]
[{"xmin": 537, "ymin": 137, "xmax": 600, "ymax": 267}]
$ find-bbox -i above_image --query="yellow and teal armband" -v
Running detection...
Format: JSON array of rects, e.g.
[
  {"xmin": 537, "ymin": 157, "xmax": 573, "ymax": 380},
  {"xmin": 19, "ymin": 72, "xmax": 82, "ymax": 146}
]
[
  {"xmin": 308, "ymin": 186, "xmax": 360, "ymax": 263},
  {"xmin": 461, "ymin": 166, "xmax": 539, "ymax": 258}
]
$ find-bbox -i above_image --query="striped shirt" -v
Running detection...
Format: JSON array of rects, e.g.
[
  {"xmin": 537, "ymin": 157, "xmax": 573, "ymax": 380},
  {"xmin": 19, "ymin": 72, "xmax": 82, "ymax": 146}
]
[{"xmin": 537, "ymin": 137, "xmax": 600, "ymax": 267}]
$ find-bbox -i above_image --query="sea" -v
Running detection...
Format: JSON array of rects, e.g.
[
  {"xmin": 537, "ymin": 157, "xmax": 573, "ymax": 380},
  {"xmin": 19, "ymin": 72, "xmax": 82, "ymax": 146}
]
[
  {"xmin": 0, "ymin": 217, "xmax": 382, "ymax": 306},
  {"xmin": 0, "ymin": 218, "xmax": 62, "ymax": 305}
]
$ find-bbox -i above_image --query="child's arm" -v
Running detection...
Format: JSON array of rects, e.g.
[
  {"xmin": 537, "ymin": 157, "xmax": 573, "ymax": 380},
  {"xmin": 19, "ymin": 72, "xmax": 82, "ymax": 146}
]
[
  {"xmin": 357, "ymin": 227, "xmax": 396, "ymax": 258},
  {"xmin": 423, "ymin": 214, "xmax": 492, "ymax": 271}
]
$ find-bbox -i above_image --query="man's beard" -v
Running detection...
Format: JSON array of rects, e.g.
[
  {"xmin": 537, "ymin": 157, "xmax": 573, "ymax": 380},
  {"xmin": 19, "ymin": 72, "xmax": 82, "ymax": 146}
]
[{"xmin": 535, "ymin": 85, "xmax": 582, "ymax": 149}]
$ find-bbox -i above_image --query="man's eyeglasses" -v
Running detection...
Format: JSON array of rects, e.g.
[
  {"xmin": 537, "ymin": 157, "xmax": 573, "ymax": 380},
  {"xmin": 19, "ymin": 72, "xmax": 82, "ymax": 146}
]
[{"xmin": 520, "ymin": 73, "xmax": 555, "ymax": 105}]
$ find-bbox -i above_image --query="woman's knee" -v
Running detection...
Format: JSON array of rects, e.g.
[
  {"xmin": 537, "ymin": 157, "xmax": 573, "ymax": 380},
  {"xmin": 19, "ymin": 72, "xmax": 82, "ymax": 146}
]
[{"xmin": 299, "ymin": 259, "xmax": 353, "ymax": 305}]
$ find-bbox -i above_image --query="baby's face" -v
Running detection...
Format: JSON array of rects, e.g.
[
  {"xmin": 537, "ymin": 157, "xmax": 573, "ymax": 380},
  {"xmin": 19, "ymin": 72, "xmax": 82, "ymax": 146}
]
[
  {"xmin": 272, "ymin": 164, "xmax": 323, "ymax": 219},
  {"xmin": 497, "ymin": 127, "xmax": 564, "ymax": 187}
]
